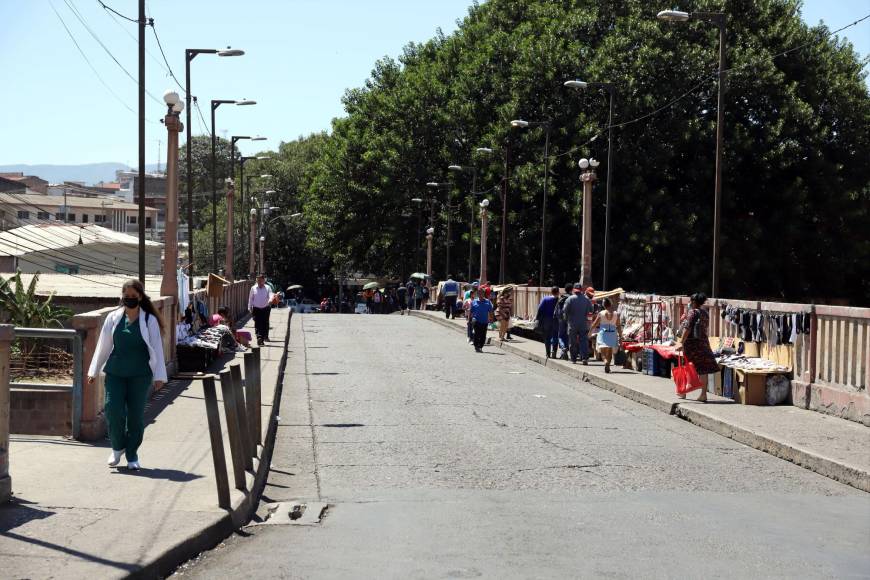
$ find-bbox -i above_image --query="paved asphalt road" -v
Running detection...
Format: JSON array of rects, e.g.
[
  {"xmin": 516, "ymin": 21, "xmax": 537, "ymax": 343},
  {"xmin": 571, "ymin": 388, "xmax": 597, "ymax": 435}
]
[{"xmin": 175, "ymin": 314, "xmax": 870, "ymax": 579}]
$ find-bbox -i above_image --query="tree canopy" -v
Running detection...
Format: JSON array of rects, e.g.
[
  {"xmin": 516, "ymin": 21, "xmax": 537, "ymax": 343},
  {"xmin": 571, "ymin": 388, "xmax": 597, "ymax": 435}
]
[{"xmin": 236, "ymin": 0, "xmax": 870, "ymax": 304}]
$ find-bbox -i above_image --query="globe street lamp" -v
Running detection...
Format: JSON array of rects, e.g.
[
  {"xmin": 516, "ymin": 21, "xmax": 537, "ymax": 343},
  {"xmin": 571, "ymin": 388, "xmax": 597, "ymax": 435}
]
[
  {"xmin": 658, "ymin": 8, "xmax": 727, "ymax": 297},
  {"xmin": 411, "ymin": 198, "xmax": 424, "ymax": 269},
  {"xmin": 185, "ymin": 47, "xmax": 244, "ymax": 289},
  {"xmin": 578, "ymin": 157, "xmax": 600, "ymax": 286},
  {"xmin": 564, "ymin": 79, "xmax": 616, "ymax": 290},
  {"xmin": 160, "ymin": 90, "xmax": 184, "ymax": 301},
  {"xmin": 511, "ymin": 119, "xmax": 552, "ymax": 287},
  {"xmin": 211, "ymin": 98, "xmax": 256, "ymax": 273},
  {"xmin": 479, "ymin": 198, "xmax": 491, "ymax": 284},
  {"xmin": 426, "ymin": 227, "xmax": 435, "ymax": 279}
]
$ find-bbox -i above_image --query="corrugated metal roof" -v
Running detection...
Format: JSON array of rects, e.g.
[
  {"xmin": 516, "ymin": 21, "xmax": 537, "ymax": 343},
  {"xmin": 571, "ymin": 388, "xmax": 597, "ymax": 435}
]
[
  {"xmin": 0, "ymin": 223, "xmax": 161, "ymax": 256},
  {"xmin": 12, "ymin": 273, "xmax": 165, "ymax": 298},
  {"xmin": 0, "ymin": 192, "xmax": 155, "ymax": 211}
]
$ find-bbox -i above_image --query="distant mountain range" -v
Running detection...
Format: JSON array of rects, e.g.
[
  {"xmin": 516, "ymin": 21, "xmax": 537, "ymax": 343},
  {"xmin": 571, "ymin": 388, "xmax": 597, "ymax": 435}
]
[{"xmin": 0, "ymin": 163, "xmax": 161, "ymax": 186}]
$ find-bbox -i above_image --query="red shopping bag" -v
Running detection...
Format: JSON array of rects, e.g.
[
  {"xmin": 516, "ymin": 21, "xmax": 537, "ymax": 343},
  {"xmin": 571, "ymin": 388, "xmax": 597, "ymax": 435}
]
[{"xmin": 673, "ymin": 355, "xmax": 704, "ymax": 394}]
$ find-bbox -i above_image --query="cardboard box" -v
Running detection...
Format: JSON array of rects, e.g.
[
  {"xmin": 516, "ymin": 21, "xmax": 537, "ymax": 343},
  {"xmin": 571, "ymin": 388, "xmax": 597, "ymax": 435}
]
[{"xmin": 736, "ymin": 371, "xmax": 767, "ymax": 405}]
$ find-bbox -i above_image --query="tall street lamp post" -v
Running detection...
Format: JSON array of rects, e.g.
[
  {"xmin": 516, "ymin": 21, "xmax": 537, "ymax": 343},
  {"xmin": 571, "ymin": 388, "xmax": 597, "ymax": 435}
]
[
  {"xmin": 658, "ymin": 8, "xmax": 727, "ymax": 297},
  {"xmin": 426, "ymin": 182, "xmax": 450, "ymax": 276},
  {"xmin": 511, "ymin": 119, "xmax": 552, "ymax": 287},
  {"xmin": 211, "ymin": 98, "xmax": 256, "ymax": 274},
  {"xmin": 224, "ymin": 178, "xmax": 235, "ymax": 280},
  {"xmin": 160, "ymin": 91, "xmax": 184, "ymax": 302},
  {"xmin": 479, "ymin": 198, "xmax": 490, "ymax": 284},
  {"xmin": 411, "ymin": 198, "xmax": 424, "ymax": 272},
  {"xmin": 564, "ymin": 80, "xmax": 616, "ymax": 290},
  {"xmin": 239, "ymin": 156, "xmax": 270, "ymax": 275},
  {"xmin": 184, "ymin": 47, "xmax": 243, "ymax": 289},
  {"xmin": 447, "ymin": 164, "xmax": 478, "ymax": 281},
  {"xmin": 425, "ymin": 227, "xmax": 435, "ymax": 278},
  {"xmin": 249, "ymin": 208, "xmax": 257, "ymax": 278},
  {"xmin": 578, "ymin": 157, "xmax": 600, "ymax": 286}
]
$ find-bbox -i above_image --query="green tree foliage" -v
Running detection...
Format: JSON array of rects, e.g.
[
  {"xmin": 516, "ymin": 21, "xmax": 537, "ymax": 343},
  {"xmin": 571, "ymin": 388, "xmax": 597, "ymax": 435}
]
[
  {"xmin": 270, "ymin": 0, "xmax": 870, "ymax": 303},
  {"xmin": 178, "ymin": 135, "xmax": 234, "ymax": 233},
  {"xmin": 0, "ymin": 271, "xmax": 72, "ymax": 327}
]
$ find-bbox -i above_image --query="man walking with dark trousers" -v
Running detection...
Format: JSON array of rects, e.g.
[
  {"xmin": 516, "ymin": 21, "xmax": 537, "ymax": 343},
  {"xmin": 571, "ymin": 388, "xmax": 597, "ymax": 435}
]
[
  {"xmin": 470, "ymin": 290, "xmax": 494, "ymax": 353},
  {"xmin": 441, "ymin": 275, "xmax": 460, "ymax": 319},
  {"xmin": 248, "ymin": 274, "xmax": 274, "ymax": 346}
]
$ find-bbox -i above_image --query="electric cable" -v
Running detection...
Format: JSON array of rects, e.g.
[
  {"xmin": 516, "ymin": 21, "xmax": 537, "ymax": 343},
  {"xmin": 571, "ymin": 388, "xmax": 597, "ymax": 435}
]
[
  {"xmin": 0, "ymin": 224, "xmax": 140, "ymax": 279},
  {"xmin": 63, "ymin": 0, "xmax": 163, "ymax": 106},
  {"xmin": 48, "ymin": 0, "xmax": 138, "ymax": 117},
  {"xmin": 0, "ymin": 192, "xmax": 153, "ymax": 273}
]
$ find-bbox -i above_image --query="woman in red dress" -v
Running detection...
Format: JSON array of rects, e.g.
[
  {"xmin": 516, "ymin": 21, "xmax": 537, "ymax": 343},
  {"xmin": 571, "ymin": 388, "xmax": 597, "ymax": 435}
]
[{"xmin": 675, "ymin": 292, "xmax": 720, "ymax": 402}]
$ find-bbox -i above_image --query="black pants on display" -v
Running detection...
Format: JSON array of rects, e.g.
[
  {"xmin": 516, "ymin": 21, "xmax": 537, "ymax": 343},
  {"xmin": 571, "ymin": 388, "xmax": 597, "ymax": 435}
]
[
  {"xmin": 473, "ymin": 321, "xmax": 488, "ymax": 350},
  {"xmin": 252, "ymin": 306, "xmax": 270, "ymax": 341}
]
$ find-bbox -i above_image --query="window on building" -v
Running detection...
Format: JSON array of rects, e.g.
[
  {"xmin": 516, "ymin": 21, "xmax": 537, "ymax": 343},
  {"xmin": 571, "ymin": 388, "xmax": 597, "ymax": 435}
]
[
  {"xmin": 17, "ymin": 210, "xmax": 30, "ymax": 220},
  {"xmin": 145, "ymin": 217, "xmax": 152, "ymax": 228},
  {"xmin": 127, "ymin": 215, "xmax": 137, "ymax": 225},
  {"xmin": 55, "ymin": 264, "xmax": 80, "ymax": 275},
  {"xmin": 37, "ymin": 211, "xmax": 50, "ymax": 220},
  {"xmin": 94, "ymin": 214, "xmax": 107, "ymax": 224},
  {"xmin": 82, "ymin": 214, "xmax": 89, "ymax": 223},
  {"xmin": 66, "ymin": 213, "xmax": 76, "ymax": 222}
]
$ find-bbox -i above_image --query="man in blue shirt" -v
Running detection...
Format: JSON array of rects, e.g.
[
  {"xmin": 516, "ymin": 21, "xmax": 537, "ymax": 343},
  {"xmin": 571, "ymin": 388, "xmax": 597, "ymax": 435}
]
[
  {"xmin": 536, "ymin": 286, "xmax": 561, "ymax": 358},
  {"xmin": 470, "ymin": 295, "xmax": 494, "ymax": 352},
  {"xmin": 440, "ymin": 275, "xmax": 460, "ymax": 319}
]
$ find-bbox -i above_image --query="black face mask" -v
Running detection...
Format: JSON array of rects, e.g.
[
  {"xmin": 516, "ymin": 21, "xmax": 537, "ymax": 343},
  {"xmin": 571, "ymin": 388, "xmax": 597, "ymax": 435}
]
[{"xmin": 123, "ymin": 297, "xmax": 140, "ymax": 309}]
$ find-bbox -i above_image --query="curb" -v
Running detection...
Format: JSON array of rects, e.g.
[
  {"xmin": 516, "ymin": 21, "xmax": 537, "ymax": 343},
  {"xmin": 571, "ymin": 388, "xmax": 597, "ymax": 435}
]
[
  {"xmin": 674, "ymin": 405, "xmax": 870, "ymax": 493},
  {"xmin": 410, "ymin": 311, "xmax": 869, "ymax": 493},
  {"xmin": 131, "ymin": 311, "xmax": 294, "ymax": 579}
]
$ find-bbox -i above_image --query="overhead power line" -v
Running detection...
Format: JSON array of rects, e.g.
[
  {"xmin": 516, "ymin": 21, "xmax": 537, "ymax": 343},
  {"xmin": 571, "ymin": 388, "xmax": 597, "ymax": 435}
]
[
  {"xmin": 62, "ymin": 0, "xmax": 162, "ymax": 106},
  {"xmin": 95, "ymin": 0, "xmax": 136, "ymax": 23},
  {"xmin": 48, "ymin": 0, "xmax": 138, "ymax": 116}
]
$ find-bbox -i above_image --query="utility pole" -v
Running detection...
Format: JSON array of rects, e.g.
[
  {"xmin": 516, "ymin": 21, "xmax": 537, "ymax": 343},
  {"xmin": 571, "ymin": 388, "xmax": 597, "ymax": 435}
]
[
  {"xmin": 138, "ymin": 0, "xmax": 146, "ymax": 282},
  {"xmin": 225, "ymin": 179, "xmax": 235, "ymax": 280}
]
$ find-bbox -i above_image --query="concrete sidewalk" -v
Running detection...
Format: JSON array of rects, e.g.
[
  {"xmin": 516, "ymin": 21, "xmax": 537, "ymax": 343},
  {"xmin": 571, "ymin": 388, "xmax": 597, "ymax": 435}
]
[
  {"xmin": 0, "ymin": 309, "xmax": 294, "ymax": 579},
  {"xmin": 412, "ymin": 310, "xmax": 870, "ymax": 492}
]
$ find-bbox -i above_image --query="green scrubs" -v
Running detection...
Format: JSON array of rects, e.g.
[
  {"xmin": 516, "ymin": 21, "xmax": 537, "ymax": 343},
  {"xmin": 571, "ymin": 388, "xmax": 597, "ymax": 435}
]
[{"xmin": 104, "ymin": 315, "xmax": 152, "ymax": 462}]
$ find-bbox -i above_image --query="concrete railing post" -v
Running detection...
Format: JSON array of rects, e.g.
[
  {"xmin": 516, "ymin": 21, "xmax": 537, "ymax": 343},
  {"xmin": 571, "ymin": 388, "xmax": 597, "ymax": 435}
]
[
  {"xmin": 0, "ymin": 325, "xmax": 14, "ymax": 503},
  {"xmin": 230, "ymin": 364, "xmax": 254, "ymax": 471},
  {"xmin": 202, "ymin": 375, "xmax": 231, "ymax": 509},
  {"xmin": 72, "ymin": 311, "xmax": 108, "ymax": 440},
  {"xmin": 219, "ymin": 368, "xmax": 247, "ymax": 491},
  {"xmin": 243, "ymin": 349, "xmax": 261, "ymax": 446}
]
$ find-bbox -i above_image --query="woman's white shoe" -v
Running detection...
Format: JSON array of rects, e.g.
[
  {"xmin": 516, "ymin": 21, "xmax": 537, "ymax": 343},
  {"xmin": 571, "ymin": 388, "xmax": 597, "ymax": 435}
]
[
  {"xmin": 127, "ymin": 460, "xmax": 141, "ymax": 470},
  {"xmin": 107, "ymin": 449, "xmax": 124, "ymax": 467}
]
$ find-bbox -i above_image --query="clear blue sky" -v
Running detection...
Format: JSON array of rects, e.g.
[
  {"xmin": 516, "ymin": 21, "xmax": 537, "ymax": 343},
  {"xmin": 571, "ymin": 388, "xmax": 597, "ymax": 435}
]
[{"xmin": 0, "ymin": 0, "xmax": 867, "ymax": 167}]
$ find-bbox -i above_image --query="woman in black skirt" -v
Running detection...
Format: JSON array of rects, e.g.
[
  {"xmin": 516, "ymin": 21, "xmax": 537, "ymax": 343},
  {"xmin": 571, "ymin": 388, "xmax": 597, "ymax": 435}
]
[{"xmin": 675, "ymin": 292, "xmax": 720, "ymax": 402}]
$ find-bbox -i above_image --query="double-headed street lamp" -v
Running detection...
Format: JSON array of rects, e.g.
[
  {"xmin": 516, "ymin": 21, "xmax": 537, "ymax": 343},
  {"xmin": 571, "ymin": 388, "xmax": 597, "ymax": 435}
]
[
  {"xmin": 658, "ymin": 8, "xmax": 727, "ymax": 297},
  {"xmin": 564, "ymin": 80, "xmax": 616, "ymax": 290},
  {"xmin": 511, "ymin": 119, "xmax": 552, "ymax": 287},
  {"xmin": 211, "ymin": 98, "xmax": 256, "ymax": 273},
  {"xmin": 184, "ymin": 47, "xmax": 243, "ymax": 289}
]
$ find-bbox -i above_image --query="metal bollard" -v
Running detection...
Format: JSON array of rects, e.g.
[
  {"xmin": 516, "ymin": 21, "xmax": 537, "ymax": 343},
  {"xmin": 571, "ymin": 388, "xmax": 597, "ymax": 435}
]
[
  {"xmin": 230, "ymin": 364, "xmax": 254, "ymax": 471},
  {"xmin": 219, "ymin": 368, "xmax": 247, "ymax": 491},
  {"xmin": 243, "ymin": 349, "xmax": 261, "ymax": 447},
  {"xmin": 202, "ymin": 376, "xmax": 231, "ymax": 509}
]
